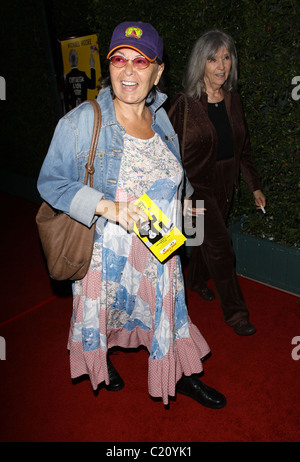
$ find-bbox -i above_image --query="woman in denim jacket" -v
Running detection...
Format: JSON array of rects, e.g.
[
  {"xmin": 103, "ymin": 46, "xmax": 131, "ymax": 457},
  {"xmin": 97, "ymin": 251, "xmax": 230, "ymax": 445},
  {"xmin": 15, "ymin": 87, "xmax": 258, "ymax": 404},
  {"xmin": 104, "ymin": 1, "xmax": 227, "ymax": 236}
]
[{"xmin": 37, "ymin": 22, "xmax": 226, "ymax": 409}]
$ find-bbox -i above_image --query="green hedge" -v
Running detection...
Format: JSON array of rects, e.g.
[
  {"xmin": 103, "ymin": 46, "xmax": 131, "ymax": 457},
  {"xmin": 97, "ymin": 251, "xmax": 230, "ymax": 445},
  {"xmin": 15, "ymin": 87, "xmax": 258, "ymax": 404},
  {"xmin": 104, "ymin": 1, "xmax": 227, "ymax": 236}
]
[
  {"xmin": 2, "ymin": 0, "xmax": 299, "ymax": 247},
  {"xmin": 87, "ymin": 0, "xmax": 299, "ymax": 247}
]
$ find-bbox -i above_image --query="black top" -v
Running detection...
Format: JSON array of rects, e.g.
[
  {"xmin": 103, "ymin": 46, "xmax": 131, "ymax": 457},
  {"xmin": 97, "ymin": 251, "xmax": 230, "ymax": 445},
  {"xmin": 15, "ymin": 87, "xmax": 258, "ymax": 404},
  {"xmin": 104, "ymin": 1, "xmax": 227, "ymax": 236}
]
[{"xmin": 207, "ymin": 100, "xmax": 234, "ymax": 161}]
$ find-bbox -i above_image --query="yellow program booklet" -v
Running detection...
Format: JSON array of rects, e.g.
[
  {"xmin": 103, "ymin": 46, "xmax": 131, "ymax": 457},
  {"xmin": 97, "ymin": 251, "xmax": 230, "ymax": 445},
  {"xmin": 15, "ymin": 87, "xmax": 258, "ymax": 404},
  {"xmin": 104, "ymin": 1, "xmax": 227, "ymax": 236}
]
[{"xmin": 133, "ymin": 193, "xmax": 186, "ymax": 262}]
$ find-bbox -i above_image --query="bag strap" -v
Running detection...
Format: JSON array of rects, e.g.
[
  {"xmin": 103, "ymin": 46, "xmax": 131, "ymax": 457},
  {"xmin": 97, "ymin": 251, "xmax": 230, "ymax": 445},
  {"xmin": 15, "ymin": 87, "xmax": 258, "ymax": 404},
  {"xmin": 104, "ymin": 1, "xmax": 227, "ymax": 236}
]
[
  {"xmin": 84, "ymin": 99, "xmax": 101, "ymax": 188},
  {"xmin": 181, "ymin": 92, "xmax": 188, "ymax": 163}
]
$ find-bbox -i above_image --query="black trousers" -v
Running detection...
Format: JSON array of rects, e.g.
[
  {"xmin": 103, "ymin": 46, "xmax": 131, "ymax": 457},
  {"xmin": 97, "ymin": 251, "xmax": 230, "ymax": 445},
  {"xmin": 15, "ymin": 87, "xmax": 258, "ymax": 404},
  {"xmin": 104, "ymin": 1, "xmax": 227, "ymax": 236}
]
[{"xmin": 187, "ymin": 158, "xmax": 249, "ymax": 327}]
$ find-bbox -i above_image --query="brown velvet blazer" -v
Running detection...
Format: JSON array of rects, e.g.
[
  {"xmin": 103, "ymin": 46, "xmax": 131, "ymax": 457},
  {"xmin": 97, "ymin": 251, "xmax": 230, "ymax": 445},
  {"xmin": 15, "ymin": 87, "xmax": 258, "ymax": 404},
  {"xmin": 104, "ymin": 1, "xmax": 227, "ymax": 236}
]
[{"xmin": 168, "ymin": 90, "xmax": 261, "ymax": 200}]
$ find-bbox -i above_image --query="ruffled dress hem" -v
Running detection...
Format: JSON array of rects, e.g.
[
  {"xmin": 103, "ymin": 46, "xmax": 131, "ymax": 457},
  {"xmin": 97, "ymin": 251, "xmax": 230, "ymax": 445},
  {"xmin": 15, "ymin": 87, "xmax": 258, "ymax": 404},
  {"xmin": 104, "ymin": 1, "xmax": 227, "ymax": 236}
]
[{"xmin": 68, "ymin": 320, "xmax": 210, "ymax": 405}]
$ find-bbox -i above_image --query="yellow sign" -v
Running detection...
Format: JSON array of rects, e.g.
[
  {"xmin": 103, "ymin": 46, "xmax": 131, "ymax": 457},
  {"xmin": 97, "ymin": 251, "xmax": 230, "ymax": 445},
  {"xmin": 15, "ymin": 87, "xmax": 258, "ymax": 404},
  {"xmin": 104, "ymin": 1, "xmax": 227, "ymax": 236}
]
[{"xmin": 59, "ymin": 34, "xmax": 101, "ymax": 112}]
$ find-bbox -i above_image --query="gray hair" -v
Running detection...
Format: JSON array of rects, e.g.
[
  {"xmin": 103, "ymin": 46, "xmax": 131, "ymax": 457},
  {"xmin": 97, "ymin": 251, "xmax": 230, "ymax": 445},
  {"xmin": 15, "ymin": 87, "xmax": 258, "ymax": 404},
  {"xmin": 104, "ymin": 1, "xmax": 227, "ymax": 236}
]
[{"xmin": 183, "ymin": 29, "xmax": 238, "ymax": 98}]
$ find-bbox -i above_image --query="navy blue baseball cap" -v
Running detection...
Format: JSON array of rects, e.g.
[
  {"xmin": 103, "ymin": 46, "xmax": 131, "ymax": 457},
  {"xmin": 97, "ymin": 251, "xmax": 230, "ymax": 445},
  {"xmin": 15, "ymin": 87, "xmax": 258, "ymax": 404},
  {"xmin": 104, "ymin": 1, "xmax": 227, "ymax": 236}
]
[{"xmin": 107, "ymin": 21, "xmax": 164, "ymax": 62}]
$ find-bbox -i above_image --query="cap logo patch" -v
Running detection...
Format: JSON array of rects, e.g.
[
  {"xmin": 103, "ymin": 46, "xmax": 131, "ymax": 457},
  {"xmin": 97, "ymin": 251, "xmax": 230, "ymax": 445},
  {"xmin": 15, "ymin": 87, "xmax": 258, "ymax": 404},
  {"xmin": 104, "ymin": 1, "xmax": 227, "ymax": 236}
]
[{"xmin": 125, "ymin": 27, "xmax": 143, "ymax": 39}]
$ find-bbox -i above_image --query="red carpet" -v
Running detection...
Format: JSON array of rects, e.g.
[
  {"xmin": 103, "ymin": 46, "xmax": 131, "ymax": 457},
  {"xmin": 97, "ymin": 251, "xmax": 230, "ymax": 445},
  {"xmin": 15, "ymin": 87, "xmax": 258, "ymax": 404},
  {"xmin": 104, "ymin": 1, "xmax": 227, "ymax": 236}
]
[{"xmin": 0, "ymin": 192, "xmax": 299, "ymax": 443}]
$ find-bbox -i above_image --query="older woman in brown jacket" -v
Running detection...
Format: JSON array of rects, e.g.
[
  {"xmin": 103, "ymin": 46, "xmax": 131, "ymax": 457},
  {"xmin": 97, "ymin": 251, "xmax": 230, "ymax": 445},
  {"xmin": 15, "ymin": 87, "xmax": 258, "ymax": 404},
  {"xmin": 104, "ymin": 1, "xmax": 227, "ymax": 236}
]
[{"xmin": 169, "ymin": 29, "xmax": 266, "ymax": 335}]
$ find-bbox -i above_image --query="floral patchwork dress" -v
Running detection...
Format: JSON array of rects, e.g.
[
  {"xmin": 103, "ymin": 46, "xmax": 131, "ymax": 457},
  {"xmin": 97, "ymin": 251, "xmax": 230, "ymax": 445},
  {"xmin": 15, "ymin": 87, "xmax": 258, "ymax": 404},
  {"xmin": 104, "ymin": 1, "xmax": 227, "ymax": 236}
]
[{"xmin": 68, "ymin": 132, "xmax": 210, "ymax": 405}]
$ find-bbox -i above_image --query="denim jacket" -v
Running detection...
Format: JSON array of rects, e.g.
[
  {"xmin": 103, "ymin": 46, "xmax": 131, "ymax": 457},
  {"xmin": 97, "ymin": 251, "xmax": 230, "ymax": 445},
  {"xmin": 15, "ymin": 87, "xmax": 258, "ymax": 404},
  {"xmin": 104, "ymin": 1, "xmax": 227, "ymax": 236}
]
[{"xmin": 37, "ymin": 86, "xmax": 193, "ymax": 237}]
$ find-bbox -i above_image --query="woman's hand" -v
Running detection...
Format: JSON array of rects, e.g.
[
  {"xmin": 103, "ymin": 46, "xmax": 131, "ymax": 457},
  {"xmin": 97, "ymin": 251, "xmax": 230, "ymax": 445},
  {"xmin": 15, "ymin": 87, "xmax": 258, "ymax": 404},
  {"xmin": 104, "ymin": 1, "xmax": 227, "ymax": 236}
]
[
  {"xmin": 253, "ymin": 189, "xmax": 266, "ymax": 210},
  {"xmin": 183, "ymin": 197, "xmax": 206, "ymax": 217},
  {"xmin": 95, "ymin": 199, "xmax": 148, "ymax": 232}
]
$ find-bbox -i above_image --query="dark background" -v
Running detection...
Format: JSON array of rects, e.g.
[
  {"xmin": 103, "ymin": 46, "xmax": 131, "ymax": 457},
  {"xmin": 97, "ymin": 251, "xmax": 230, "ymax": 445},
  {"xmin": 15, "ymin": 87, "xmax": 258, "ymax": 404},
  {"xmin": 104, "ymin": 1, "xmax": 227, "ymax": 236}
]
[{"xmin": 0, "ymin": 0, "xmax": 299, "ymax": 246}]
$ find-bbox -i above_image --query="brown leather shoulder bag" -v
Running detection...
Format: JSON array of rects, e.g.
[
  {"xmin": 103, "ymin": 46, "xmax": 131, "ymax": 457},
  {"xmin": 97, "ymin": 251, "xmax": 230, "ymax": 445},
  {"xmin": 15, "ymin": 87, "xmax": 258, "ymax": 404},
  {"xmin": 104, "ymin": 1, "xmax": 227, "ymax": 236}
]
[{"xmin": 36, "ymin": 99, "xmax": 101, "ymax": 281}]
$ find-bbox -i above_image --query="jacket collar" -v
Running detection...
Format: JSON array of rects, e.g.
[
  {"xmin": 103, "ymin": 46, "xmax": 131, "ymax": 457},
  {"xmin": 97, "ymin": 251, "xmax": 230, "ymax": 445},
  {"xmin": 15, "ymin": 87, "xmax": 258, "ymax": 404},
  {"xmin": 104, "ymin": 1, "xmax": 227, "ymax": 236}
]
[{"xmin": 148, "ymin": 89, "xmax": 168, "ymax": 114}]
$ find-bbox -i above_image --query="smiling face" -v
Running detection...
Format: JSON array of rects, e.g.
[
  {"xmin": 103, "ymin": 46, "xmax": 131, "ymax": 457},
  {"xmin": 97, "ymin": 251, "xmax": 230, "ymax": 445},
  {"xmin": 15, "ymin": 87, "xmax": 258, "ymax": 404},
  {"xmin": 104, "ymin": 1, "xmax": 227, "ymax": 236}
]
[
  {"xmin": 109, "ymin": 47, "xmax": 164, "ymax": 107},
  {"xmin": 203, "ymin": 46, "xmax": 232, "ymax": 92}
]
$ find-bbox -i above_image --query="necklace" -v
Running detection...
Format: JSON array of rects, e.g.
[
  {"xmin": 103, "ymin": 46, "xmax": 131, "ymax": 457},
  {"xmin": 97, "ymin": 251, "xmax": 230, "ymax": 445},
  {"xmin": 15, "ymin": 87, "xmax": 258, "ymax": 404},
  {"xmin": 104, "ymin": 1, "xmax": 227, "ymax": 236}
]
[
  {"xmin": 207, "ymin": 91, "xmax": 223, "ymax": 108},
  {"xmin": 208, "ymin": 97, "xmax": 224, "ymax": 108},
  {"xmin": 208, "ymin": 100, "xmax": 221, "ymax": 108}
]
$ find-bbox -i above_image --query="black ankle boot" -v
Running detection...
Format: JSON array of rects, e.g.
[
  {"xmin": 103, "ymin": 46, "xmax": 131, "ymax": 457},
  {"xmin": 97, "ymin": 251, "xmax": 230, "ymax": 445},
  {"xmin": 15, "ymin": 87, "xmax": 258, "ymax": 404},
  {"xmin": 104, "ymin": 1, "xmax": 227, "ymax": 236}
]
[
  {"xmin": 106, "ymin": 357, "xmax": 124, "ymax": 391},
  {"xmin": 176, "ymin": 374, "xmax": 226, "ymax": 409}
]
